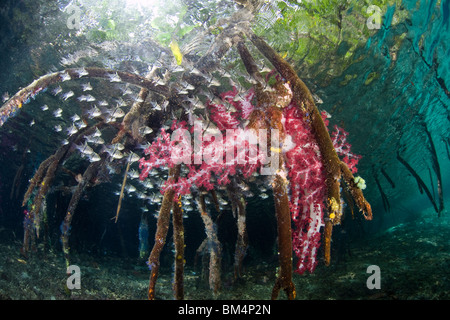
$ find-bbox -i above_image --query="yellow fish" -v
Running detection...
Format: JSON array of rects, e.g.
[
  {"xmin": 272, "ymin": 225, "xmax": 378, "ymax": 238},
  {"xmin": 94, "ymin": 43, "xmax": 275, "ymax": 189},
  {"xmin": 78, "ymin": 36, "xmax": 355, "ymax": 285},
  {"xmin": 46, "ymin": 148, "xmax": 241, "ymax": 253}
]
[
  {"xmin": 270, "ymin": 146, "xmax": 281, "ymax": 153},
  {"xmin": 169, "ymin": 40, "xmax": 183, "ymax": 65}
]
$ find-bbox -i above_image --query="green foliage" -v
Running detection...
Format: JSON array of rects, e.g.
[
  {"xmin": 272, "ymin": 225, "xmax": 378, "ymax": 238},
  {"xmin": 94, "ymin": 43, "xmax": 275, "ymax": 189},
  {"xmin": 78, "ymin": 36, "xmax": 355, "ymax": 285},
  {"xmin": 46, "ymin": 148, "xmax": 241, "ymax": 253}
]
[
  {"xmin": 254, "ymin": 0, "xmax": 406, "ymax": 81},
  {"xmin": 5, "ymin": 0, "xmax": 410, "ymax": 84},
  {"xmin": 83, "ymin": 0, "xmax": 143, "ymax": 42},
  {"xmin": 73, "ymin": 0, "xmax": 206, "ymax": 61},
  {"xmin": 151, "ymin": 4, "xmax": 200, "ymax": 46}
]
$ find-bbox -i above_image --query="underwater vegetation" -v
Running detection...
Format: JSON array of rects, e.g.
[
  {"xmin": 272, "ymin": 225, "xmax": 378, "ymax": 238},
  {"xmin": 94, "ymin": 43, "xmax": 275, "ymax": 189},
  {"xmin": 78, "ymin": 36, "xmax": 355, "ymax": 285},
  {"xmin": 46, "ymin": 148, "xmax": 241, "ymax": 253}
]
[{"xmin": 0, "ymin": 0, "xmax": 448, "ymax": 300}]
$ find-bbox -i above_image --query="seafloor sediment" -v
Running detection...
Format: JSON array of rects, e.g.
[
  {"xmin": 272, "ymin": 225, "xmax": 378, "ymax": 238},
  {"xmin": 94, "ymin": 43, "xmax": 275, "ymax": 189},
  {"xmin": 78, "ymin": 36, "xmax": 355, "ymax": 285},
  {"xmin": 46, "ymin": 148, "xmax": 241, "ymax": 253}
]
[{"xmin": 0, "ymin": 210, "xmax": 449, "ymax": 300}]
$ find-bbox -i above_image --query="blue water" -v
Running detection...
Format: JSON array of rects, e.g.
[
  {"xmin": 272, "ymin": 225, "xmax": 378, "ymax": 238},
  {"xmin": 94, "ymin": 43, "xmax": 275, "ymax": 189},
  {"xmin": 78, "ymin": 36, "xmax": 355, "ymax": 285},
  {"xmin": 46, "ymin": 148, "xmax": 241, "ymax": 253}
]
[{"xmin": 320, "ymin": 0, "xmax": 450, "ymax": 229}]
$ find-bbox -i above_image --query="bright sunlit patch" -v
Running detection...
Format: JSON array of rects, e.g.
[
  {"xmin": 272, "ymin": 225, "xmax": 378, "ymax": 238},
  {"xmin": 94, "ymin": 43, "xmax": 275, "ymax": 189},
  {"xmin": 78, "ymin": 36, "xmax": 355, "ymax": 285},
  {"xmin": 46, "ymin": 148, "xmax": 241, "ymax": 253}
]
[{"xmin": 125, "ymin": 0, "xmax": 158, "ymax": 9}]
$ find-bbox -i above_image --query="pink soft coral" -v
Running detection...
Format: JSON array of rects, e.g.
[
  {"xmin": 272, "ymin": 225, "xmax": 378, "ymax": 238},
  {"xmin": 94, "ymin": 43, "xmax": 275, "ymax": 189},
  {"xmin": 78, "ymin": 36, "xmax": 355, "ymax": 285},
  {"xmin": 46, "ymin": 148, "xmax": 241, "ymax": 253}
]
[
  {"xmin": 283, "ymin": 102, "xmax": 327, "ymax": 274},
  {"xmin": 284, "ymin": 104, "xmax": 362, "ymax": 274},
  {"xmin": 139, "ymin": 86, "xmax": 362, "ymax": 274},
  {"xmin": 139, "ymin": 88, "xmax": 264, "ymax": 198}
]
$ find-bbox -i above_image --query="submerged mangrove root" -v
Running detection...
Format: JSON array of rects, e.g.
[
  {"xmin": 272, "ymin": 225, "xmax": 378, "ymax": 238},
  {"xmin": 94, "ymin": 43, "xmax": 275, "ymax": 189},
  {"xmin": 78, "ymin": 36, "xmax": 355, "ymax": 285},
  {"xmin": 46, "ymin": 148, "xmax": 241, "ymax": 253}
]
[
  {"xmin": 423, "ymin": 123, "xmax": 444, "ymax": 216},
  {"xmin": 22, "ymin": 155, "xmax": 55, "ymax": 208},
  {"xmin": 11, "ymin": 6, "xmax": 376, "ymax": 299},
  {"xmin": 113, "ymin": 161, "xmax": 131, "ymax": 223},
  {"xmin": 61, "ymin": 160, "xmax": 103, "ymax": 268},
  {"xmin": 21, "ymin": 155, "xmax": 50, "ymax": 256},
  {"xmin": 10, "ymin": 148, "xmax": 27, "ymax": 200},
  {"xmin": 197, "ymin": 192, "xmax": 222, "ymax": 295},
  {"xmin": 112, "ymin": 71, "xmax": 156, "ymax": 144},
  {"xmin": 381, "ymin": 167, "xmax": 396, "ymax": 189},
  {"xmin": 21, "ymin": 123, "xmax": 112, "ymax": 257},
  {"xmin": 21, "ymin": 144, "xmax": 70, "ymax": 256},
  {"xmin": 0, "ymin": 67, "xmax": 171, "ymax": 128},
  {"xmin": 148, "ymin": 165, "xmax": 181, "ymax": 300},
  {"xmin": 226, "ymin": 180, "xmax": 248, "ymax": 280},
  {"xmin": 397, "ymin": 151, "xmax": 439, "ymax": 214},
  {"xmin": 237, "ymin": 40, "xmax": 295, "ymax": 299},
  {"xmin": 445, "ymin": 138, "xmax": 450, "ymax": 161},
  {"xmin": 373, "ymin": 172, "xmax": 391, "ymax": 213},
  {"xmin": 172, "ymin": 196, "xmax": 185, "ymax": 300},
  {"xmin": 271, "ymin": 171, "xmax": 296, "ymax": 300},
  {"xmin": 248, "ymin": 32, "xmax": 372, "ymax": 267},
  {"xmin": 194, "ymin": 238, "xmax": 208, "ymax": 279}
]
